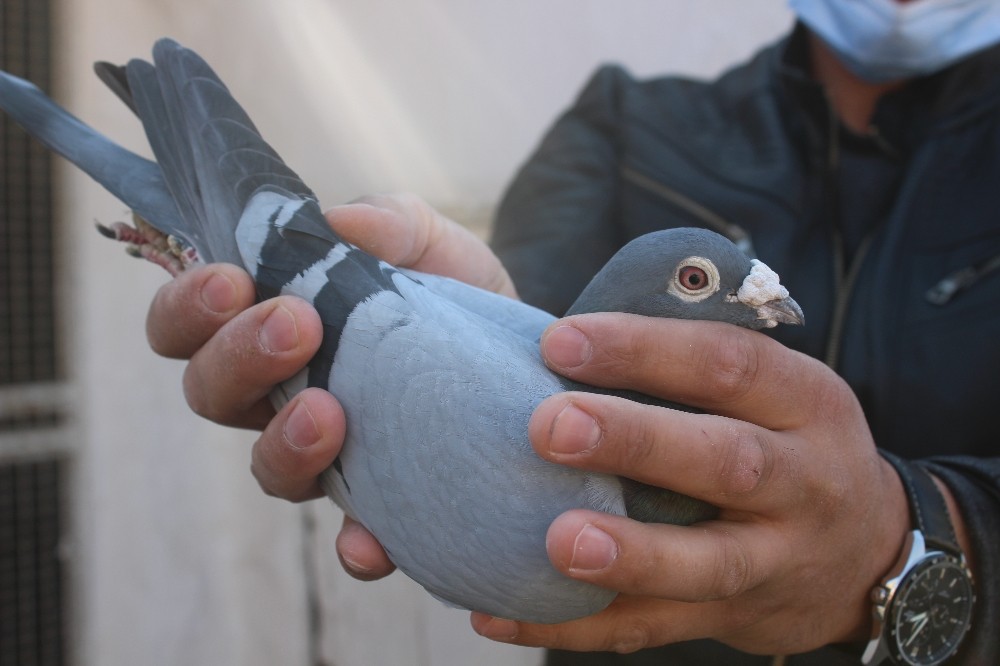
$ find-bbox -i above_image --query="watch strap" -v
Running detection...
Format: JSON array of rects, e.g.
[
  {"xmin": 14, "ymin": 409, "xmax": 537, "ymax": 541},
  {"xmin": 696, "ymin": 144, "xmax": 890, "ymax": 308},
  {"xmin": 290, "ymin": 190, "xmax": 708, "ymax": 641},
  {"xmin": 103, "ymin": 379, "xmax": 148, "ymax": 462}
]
[{"xmin": 880, "ymin": 450, "xmax": 959, "ymax": 554}]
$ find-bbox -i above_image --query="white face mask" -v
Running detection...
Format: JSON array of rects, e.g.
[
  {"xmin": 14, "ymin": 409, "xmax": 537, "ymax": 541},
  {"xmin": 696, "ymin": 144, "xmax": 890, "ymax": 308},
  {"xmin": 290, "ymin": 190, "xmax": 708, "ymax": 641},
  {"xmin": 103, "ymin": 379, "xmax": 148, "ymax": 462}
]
[{"xmin": 788, "ymin": 0, "xmax": 1000, "ymax": 83}]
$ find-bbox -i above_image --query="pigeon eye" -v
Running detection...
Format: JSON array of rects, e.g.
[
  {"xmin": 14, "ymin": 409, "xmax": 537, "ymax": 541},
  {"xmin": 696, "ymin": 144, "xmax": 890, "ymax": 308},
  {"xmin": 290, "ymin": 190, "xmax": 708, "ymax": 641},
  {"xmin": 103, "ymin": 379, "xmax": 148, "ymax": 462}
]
[
  {"xmin": 678, "ymin": 266, "xmax": 709, "ymax": 291},
  {"xmin": 669, "ymin": 256, "xmax": 721, "ymax": 302}
]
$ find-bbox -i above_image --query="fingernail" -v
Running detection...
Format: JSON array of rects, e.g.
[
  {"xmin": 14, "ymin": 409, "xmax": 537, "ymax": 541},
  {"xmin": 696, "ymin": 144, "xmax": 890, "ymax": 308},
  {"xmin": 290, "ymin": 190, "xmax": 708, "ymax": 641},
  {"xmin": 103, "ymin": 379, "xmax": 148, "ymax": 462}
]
[
  {"xmin": 549, "ymin": 404, "xmax": 602, "ymax": 455},
  {"xmin": 569, "ymin": 524, "xmax": 619, "ymax": 572},
  {"xmin": 259, "ymin": 305, "xmax": 299, "ymax": 353},
  {"xmin": 200, "ymin": 271, "xmax": 237, "ymax": 314},
  {"xmin": 473, "ymin": 615, "xmax": 519, "ymax": 641},
  {"xmin": 283, "ymin": 400, "xmax": 320, "ymax": 450},
  {"xmin": 542, "ymin": 325, "xmax": 592, "ymax": 369}
]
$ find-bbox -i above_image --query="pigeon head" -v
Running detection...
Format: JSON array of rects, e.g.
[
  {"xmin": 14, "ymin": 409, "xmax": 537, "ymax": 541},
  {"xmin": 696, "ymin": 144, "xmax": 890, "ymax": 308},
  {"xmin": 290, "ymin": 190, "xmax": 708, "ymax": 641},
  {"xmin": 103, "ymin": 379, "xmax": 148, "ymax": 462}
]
[{"xmin": 566, "ymin": 228, "xmax": 804, "ymax": 330}]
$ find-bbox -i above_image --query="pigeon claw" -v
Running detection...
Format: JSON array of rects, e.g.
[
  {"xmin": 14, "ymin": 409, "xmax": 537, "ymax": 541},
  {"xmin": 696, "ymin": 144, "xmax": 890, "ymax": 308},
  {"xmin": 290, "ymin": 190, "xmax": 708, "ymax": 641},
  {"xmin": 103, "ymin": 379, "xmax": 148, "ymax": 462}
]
[{"xmin": 94, "ymin": 214, "xmax": 199, "ymax": 277}]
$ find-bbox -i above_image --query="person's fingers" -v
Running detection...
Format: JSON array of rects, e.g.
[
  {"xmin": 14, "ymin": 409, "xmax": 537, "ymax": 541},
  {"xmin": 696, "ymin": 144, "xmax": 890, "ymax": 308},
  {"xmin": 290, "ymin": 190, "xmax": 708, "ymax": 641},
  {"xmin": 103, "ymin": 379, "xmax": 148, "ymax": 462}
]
[
  {"xmin": 542, "ymin": 510, "xmax": 779, "ymax": 603},
  {"xmin": 336, "ymin": 515, "xmax": 397, "ymax": 581},
  {"xmin": 540, "ymin": 314, "xmax": 842, "ymax": 431},
  {"xmin": 182, "ymin": 296, "xmax": 323, "ymax": 429},
  {"xmin": 249, "ymin": 389, "xmax": 396, "ymax": 579},
  {"xmin": 473, "ymin": 491, "xmax": 889, "ymax": 653},
  {"xmin": 528, "ymin": 392, "xmax": 783, "ymax": 512},
  {"xmin": 146, "ymin": 263, "xmax": 257, "ymax": 359},
  {"xmin": 325, "ymin": 193, "xmax": 518, "ymax": 298},
  {"xmin": 250, "ymin": 387, "xmax": 345, "ymax": 502},
  {"xmin": 470, "ymin": 596, "xmax": 718, "ymax": 654},
  {"xmin": 482, "ymin": 315, "xmax": 907, "ymax": 656}
]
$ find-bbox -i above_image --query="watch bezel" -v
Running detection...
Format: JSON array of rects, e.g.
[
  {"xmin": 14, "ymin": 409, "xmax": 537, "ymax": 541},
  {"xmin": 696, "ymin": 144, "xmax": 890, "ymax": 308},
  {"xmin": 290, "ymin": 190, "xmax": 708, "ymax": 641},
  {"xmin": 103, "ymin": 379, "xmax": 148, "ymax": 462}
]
[{"xmin": 883, "ymin": 549, "xmax": 975, "ymax": 666}]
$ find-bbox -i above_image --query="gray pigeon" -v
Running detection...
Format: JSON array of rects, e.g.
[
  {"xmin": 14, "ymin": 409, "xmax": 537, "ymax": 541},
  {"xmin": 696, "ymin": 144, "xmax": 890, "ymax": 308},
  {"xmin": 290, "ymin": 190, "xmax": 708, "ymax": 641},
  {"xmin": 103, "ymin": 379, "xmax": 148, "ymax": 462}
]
[{"xmin": 0, "ymin": 39, "xmax": 803, "ymax": 624}]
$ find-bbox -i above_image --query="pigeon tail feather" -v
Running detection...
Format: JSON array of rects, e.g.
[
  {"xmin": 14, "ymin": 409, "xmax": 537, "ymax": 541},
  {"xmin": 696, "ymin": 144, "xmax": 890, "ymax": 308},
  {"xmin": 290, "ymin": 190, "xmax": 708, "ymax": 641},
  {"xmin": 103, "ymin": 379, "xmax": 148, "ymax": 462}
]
[
  {"xmin": 0, "ymin": 69, "xmax": 183, "ymax": 235},
  {"xmin": 115, "ymin": 38, "xmax": 328, "ymax": 266}
]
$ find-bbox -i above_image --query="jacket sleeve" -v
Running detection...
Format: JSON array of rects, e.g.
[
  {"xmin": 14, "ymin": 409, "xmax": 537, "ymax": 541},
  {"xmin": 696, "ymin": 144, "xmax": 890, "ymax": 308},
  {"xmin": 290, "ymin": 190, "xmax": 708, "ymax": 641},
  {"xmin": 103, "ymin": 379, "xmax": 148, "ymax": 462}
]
[
  {"xmin": 490, "ymin": 65, "xmax": 631, "ymax": 316},
  {"xmin": 923, "ymin": 456, "xmax": 1000, "ymax": 664}
]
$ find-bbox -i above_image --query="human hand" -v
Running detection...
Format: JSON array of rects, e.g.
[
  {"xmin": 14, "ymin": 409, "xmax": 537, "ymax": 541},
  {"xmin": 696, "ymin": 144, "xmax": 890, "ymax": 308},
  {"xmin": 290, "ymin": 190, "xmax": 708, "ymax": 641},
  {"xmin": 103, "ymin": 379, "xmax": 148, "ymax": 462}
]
[
  {"xmin": 145, "ymin": 192, "xmax": 515, "ymax": 580},
  {"xmin": 471, "ymin": 313, "xmax": 912, "ymax": 655}
]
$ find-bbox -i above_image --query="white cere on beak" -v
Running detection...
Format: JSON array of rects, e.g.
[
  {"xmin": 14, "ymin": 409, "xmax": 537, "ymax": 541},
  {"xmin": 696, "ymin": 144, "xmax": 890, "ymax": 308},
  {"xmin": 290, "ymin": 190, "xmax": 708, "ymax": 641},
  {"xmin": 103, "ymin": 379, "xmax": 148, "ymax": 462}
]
[
  {"xmin": 726, "ymin": 259, "xmax": 803, "ymax": 328},
  {"xmin": 737, "ymin": 260, "xmax": 789, "ymax": 306}
]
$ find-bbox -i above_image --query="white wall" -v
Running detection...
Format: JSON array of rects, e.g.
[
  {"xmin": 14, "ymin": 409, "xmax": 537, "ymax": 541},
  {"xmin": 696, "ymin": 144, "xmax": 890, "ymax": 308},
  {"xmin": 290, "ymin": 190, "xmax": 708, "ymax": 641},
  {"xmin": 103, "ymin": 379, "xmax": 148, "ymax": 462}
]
[{"xmin": 56, "ymin": 2, "xmax": 793, "ymax": 665}]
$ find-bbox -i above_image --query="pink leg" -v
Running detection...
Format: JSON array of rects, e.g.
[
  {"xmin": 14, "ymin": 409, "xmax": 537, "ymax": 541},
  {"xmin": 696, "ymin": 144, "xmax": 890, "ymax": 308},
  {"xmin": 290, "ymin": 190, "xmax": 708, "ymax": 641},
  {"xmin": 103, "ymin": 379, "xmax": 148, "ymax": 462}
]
[{"xmin": 96, "ymin": 217, "xmax": 200, "ymax": 277}]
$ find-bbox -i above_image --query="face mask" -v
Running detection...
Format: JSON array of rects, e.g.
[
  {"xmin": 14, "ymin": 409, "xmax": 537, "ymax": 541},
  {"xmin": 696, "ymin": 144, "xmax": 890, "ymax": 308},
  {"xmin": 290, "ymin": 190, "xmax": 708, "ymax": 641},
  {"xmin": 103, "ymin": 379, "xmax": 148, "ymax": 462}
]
[{"xmin": 788, "ymin": 0, "xmax": 1000, "ymax": 83}]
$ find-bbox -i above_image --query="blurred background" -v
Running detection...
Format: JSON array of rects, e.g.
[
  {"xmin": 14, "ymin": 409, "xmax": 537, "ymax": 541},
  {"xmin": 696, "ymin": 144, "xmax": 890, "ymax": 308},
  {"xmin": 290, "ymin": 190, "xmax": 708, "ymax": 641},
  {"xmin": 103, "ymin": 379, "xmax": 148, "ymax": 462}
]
[{"xmin": 0, "ymin": 1, "xmax": 792, "ymax": 664}]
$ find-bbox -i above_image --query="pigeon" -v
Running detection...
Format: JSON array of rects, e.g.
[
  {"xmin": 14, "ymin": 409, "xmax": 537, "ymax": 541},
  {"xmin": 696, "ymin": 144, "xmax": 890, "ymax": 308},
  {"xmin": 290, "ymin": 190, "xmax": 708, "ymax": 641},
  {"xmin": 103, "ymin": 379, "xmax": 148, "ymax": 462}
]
[{"xmin": 0, "ymin": 39, "xmax": 803, "ymax": 624}]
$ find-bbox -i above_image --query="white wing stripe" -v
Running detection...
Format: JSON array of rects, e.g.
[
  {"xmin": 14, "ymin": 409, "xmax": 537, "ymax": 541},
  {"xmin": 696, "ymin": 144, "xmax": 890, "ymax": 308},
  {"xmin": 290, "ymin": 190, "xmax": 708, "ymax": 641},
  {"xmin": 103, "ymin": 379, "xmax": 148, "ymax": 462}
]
[
  {"xmin": 236, "ymin": 190, "xmax": 308, "ymax": 278},
  {"xmin": 280, "ymin": 242, "xmax": 353, "ymax": 303}
]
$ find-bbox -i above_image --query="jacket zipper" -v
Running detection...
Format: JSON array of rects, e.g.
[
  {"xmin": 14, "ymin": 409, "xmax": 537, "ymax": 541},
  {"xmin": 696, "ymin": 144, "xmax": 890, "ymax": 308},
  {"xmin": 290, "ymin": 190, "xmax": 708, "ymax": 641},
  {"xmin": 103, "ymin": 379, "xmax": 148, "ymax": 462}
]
[
  {"xmin": 925, "ymin": 251, "xmax": 1000, "ymax": 305},
  {"xmin": 824, "ymin": 231, "xmax": 875, "ymax": 369},
  {"xmin": 822, "ymin": 109, "xmax": 882, "ymax": 370},
  {"xmin": 621, "ymin": 166, "xmax": 757, "ymax": 257}
]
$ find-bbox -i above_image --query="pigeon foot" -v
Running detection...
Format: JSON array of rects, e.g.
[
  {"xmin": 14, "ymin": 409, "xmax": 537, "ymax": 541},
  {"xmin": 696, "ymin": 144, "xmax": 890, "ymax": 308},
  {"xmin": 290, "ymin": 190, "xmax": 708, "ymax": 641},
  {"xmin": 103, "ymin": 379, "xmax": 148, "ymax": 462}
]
[{"xmin": 96, "ymin": 214, "xmax": 199, "ymax": 276}]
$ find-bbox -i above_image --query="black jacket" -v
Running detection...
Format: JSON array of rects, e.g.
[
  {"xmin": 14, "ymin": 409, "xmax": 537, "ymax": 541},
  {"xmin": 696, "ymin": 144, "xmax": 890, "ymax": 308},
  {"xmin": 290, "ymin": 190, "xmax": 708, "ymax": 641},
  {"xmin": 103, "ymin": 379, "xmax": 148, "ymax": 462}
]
[{"xmin": 492, "ymin": 27, "xmax": 1000, "ymax": 665}]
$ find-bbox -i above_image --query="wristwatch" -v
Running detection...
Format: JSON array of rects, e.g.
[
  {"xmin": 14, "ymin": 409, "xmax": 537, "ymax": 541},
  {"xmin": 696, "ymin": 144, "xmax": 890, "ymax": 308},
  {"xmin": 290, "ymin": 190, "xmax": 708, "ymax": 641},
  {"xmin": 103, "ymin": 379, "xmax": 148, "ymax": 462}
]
[{"xmin": 861, "ymin": 454, "xmax": 975, "ymax": 665}]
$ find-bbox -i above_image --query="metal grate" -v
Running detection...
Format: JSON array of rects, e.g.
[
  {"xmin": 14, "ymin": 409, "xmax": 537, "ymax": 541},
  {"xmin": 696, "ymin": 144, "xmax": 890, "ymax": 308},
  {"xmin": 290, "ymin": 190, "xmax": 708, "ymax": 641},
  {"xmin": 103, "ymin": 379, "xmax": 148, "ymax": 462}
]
[
  {"xmin": 0, "ymin": 0, "xmax": 57, "ymax": 386},
  {"xmin": 0, "ymin": 459, "xmax": 65, "ymax": 666},
  {"xmin": 0, "ymin": 2, "xmax": 68, "ymax": 665}
]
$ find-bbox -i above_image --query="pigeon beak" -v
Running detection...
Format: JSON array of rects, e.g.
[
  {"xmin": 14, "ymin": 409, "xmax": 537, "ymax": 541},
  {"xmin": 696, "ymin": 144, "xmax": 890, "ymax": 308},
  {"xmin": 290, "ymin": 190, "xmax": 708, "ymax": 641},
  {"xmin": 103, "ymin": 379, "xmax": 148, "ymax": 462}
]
[
  {"xmin": 732, "ymin": 259, "xmax": 804, "ymax": 329},
  {"xmin": 754, "ymin": 295, "xmax": 805, "ymax": 328}
]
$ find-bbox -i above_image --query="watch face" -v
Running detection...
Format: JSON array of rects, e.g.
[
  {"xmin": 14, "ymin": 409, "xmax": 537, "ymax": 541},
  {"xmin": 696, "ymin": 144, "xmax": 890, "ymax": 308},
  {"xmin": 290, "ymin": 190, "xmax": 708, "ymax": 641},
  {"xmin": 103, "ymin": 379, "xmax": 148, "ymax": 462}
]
[{"xmin": 889, "ymin": 554, "xmax": 975, "ymax": 666}]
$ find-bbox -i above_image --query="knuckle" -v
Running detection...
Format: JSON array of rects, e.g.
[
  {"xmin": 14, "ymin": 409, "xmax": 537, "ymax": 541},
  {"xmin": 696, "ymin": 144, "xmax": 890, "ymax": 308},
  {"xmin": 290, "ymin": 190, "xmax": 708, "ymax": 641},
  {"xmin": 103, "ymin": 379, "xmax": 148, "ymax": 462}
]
[
  {"xmin": 815, "ymin": 373, "xmax": 860, "ymax": 424},
  {"xmin": 251, "ymin": 466, "xmax": 279, "ymax": 499},
  {"xmin": 609, "ymin": 622, "xmax": 654, "ymax": 654},
  {"xmin": 699, "ymin": 328, "xmax": 759, "ymax": 403},
  {"xmin": 592, "ymin": 332, "xmax": 645, "ymax": 380},
  {"xmin": 802, "ymin": 458, "xmax": 853, "ymax": 528},
  {"xmin": 615, "ymin": 405, "xmax": 662, "ymax": 470},
  {"xmin": 483, "ymin": 265, "xmax": 515, "ymax": 297},
  {"xmin": 182, "ymin": 359, "xmax": 246, "ymax": 424},
  {"xmin": 707, "ymin": 531, "xmax": 754, "ymax": 600},
  {"xmin": 715, "ymin": 425, "xmax": 773, "ymax": 499},
  {"xmin": 146, "ymin": 283, "xmax": 187, "ymax": 357},
  {"xmin": 250, "ymin": 441, "xmax": 294, "ymax": 501},
  {"xmin": 181, "ymin": 365, "xmax": 214, "ymax": 419}
]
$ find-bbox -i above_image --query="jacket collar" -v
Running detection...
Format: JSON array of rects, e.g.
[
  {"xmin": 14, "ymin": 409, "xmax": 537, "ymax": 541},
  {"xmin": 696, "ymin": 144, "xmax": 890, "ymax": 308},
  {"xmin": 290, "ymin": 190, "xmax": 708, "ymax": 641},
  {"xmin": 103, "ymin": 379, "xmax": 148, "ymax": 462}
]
[{"xmin": 774, "ymin": 22, "xmax": 1000, "ymax": 153}]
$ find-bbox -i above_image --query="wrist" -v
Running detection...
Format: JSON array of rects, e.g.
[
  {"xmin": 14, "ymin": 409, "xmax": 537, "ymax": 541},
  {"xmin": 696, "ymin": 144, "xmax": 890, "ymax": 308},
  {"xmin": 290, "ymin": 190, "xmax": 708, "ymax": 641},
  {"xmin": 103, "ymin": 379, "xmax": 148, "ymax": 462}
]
[
  {"xmin": 861, "ymin": 454, "xmax": 976, "ymax": 665},
  {"xmin": 845, "ymin": 455, "xmax": 912, "ymax": 643}
]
